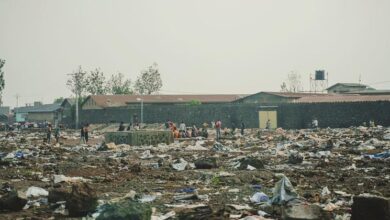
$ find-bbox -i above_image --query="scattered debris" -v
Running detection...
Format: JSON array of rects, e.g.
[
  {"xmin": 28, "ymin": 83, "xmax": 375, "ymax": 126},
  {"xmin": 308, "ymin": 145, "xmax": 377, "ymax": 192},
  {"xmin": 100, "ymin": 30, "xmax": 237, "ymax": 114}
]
[{"xmin": 0, "ymin": 125, "xmax": 389, "ymax": 219}]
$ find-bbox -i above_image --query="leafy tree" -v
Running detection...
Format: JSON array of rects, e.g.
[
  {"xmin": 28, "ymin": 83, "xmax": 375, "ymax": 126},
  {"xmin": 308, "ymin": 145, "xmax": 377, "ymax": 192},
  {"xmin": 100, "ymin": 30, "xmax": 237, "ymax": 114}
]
[
  {"xmin": 134, "ymin": 63, "xmax": 162, "ymax": 95},
  {"xmin": 0, "ymin": 59, "xmax": 5, "ymax": 106},
  {"xmin": 108, "ymin": 72, "xmax": 133, "ymax": 95},
  {"xmin": 66, "ymin": 65, "xmax": 89, "ymax": 98},
  {"xmin": 87, "ymin": 68, "xmax": 107, "ymax": 95},
  {"xmin": 188, "ymin": 99, "xmax": 202, "ymax": 106},
  {"xmin": 53, "ymin": 97, "xmax": 64, "ymax": 104}
]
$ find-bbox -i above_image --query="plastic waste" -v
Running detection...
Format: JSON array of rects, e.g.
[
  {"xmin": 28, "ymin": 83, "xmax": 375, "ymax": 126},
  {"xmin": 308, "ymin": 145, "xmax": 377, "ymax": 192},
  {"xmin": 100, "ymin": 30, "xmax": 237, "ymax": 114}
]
[
  {"xmin": 15, "ymin": 151, "xmax": 24, "ymax": 159},
  {"xmin": 185, "ymin": 145, "xmax": 208, "ymax": 151},
  {"xmin": 152, "ymin": 211, "xmax": 176, "ymax": 220},
  {"xmin": 53, "ymin": 174, "xmax": 91, "ymax": 184},
  {"xmin": 250, "ymin": 192, "xmax": 269, "ymax": 203},
  {"xmin": 270, "ymin": 174, "xmax": 298, "ymax": 205},
  {"xmin": 138, "ymin": 195, "xmax": 157, "ymax": 203},
  {"xmin": 212, "ymin": 142, "xmax": 233, "ymax": 152},
  {"xmin": 172, "ymin": 158, "xmax": 188, "ymax": 171},
  {"xmin": 139, "ymin": 150, "xmax": 154, "ymax": 159},
  {"xmin": 4, "ymin": 153, "xmax": 15, "ymax": 159},
  {"xmin": 26, "ymin": 186, "xmax": 49, "ymax": 198},
  {"xmin": 252, "ymin": 184, "xmax": 262, "ymax": 190},
  {"xmin": 321, "ymin": 186, "xmax": 331, "ymax": 196},
  {"xmin": 176, "ymin": 187, "xmax": 196, "ymax": 193},
  {"xmin": 247, "ymin": 165, "xmax": 256, "ymax": 171},
  {"xmin": 364, "ymin": 150, "xmax": 390, "ymax": 159}
]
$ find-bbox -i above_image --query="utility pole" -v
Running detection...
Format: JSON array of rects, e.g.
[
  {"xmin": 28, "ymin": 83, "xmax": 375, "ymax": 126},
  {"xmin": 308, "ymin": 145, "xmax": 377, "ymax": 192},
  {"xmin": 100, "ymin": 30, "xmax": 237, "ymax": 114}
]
[
  {"xmin": 75, "ymin": 93, "xmax": 79, "ymax": 129},
  {"xmin": 15, "ymin": 94, "xmax": 20, "ymax": 107},
  {"xmin": 67, "ymin": 72, "xmax": 80, "ymax": 130}
]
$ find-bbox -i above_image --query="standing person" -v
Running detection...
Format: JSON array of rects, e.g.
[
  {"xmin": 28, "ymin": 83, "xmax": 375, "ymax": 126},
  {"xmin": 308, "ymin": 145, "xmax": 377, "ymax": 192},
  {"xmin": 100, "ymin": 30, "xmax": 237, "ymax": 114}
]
[
  {"xmin": 312, "ymin": 118, "xmax": 318, "ymax": 129},
  {"xmin": 127, "ymin": 122, "xmax": 132, "ymax": 131},
  {"xmin": 80, "ymin": 124, "xmax": 86, "ymax": 144},
  {"xmin": 192, "ymin": 125, "xmax": 198, "ymax": 137},
  {"xmin": 165, "ymin": 119, "xmax": 170, "ymax": 129},
  {"xmin": 46, "ymin": 123, "xmax": 52, "ymax": 144},
  {"xmin": 215, "ymin": 119, "xmax": 222, "ymax": 141},
  {"xmin": 118, "ymin": 122, "xmax": 125, "ymax": 131},
  {"xmin": 84, "ymin": 124, "xmax": 89, "ymax": 144},
  {"xmin": 266, "ymin": 119, "xmax": 271, "ymax": 130},
  {"xmin": 241, "ymin": 121, "xmax": 245, "ymax": 136},
  {"xmin": 231, "ymin": 122, "xmax": 236, "ymax": 135},
  {"xmin": 54, "ymin": 125, "xmax": 60, "ymax": 143},
  {"xmin": 179, "ymin": 121, "xmax": 186, "ymax": 133}
]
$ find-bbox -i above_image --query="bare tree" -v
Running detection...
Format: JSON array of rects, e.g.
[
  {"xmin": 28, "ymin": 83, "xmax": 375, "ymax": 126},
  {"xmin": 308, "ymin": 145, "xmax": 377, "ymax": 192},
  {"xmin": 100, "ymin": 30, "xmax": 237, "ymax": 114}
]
[
  {"xmin": 0, "ymin": 59, "xmax": 5, "ymax": 106},
  {"xmin": 87, "ymin": 68, "xmax": 107, "ymax": 95},
  {"xmin": 108, "ymin": 72, "xmax": 133, "ymax": 95},
  {"xmin": 67, "ymin": 66, "xmax": 89, "ymax": 98},
  {"xmin": 280, "ymin": 82, "xmax": 288, "ymax": 92},
  {"xmin": 134, "ymin": 63, "xmax": 163, "ymax": 95},
  {"xmin": 281, "ymin": 71, "xmax": 303, "ymax": 93}
]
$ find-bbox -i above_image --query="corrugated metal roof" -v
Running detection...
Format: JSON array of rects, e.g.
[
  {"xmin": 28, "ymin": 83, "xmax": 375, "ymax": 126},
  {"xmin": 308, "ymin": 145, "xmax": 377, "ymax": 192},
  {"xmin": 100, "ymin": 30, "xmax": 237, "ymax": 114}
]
[
  {"xmin": 294, "ymin": 94, "xmax": 390, "ymax": 103},
  {"xmin": 14, "ymin": 103, "xmax": 62, "ymax": 113},
  {"xmin": 326, "ymin": 83, "xmax": 371, "ymax": 90},
  {"xmin": 87, "ymin": 94, "xmax": 248, "ymax": 108},
  {"xmin": 345, "ymin": 90, "xmax": 390, "ymax": 95},
  {"xmin": 262, "ymin": 92, "xmax": 331, "ymax": 98}
]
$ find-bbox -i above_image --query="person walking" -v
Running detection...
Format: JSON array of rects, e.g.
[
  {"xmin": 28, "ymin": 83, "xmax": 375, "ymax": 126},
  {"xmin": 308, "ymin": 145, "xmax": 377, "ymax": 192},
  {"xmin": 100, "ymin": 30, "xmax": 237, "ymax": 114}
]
[
  {"xmin": 80, "ymin": 124, "xmax": 86, "ymax": 144},
  {"xmin": 84, "ymin": 124, "xmax": 89, "ymax": 144},
  {"xmin": 46, "ymin": 123, "xmax": 52, "ymax": 144},
  {"xmin": 54, "ymin": 125, "xmax": 60, "ymax": 143},
  {"xmin": 241, "ymin": 121, "xmax": 245, "ymax": 136}
]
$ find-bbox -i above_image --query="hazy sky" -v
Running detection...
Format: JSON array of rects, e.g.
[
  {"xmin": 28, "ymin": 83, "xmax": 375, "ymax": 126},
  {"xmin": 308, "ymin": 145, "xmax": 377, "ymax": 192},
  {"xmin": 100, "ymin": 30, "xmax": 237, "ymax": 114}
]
[{"xmin": 1, "ymin": 0, "xmax": 389, "ymax": 107}]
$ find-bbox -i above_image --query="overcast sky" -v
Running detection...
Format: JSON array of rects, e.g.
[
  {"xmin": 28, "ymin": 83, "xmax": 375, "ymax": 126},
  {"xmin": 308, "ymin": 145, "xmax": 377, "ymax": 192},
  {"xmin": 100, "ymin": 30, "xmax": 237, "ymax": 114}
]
[{"xmin": 1, "ymin": 0, "xmax": 389, "ymax": 107}]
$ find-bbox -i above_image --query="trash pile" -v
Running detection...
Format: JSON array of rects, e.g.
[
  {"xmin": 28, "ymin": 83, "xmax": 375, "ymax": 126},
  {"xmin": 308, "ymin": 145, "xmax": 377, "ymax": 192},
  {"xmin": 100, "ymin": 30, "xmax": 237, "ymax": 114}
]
[{"xmin": 0, "ymin": 126, "xmax": 389, "ymax": 219}]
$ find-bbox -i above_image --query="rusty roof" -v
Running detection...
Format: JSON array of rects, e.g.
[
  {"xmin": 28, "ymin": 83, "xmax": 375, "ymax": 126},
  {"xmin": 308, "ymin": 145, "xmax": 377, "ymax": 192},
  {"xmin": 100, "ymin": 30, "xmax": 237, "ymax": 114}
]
[
  {"xmin": 87, "ymin": 94, "xmax": 249, "ymax": 108},
  {"xmin": 294, "ymin": 94, "xmax": 390, "ymax": 103}
]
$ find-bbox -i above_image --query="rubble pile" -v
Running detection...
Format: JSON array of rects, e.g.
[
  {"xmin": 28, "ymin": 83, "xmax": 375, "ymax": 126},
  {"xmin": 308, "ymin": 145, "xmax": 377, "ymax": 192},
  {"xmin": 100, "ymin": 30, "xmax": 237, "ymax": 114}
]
[{"xmin": 0, "ymin": 126, "xmax": 389, "ymax": 219}]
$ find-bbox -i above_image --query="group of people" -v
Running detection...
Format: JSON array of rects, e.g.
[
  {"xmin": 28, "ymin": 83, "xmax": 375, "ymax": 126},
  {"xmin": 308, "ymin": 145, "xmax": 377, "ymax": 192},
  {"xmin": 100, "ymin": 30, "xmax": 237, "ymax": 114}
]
[
  {"xmin": 45, "ymin": 123, "xmax": 61, "ymax": 144},
  {"xmin": 166, "ymin": 120, "xmax": 209, "ymax": 139},
  {"xmin": 80, "ymin": 123, "xmax": 90, "ymax": 144},
  {"xmin": 166, "ymin": 119, "xmax": 246, "ymax": 141},
  {"xmin": 118, "ymin": 121, "xmax": 140, "ymax": 131},
  {"xmin": 46, "ymin": 123, "xmax": 89, "ymax": 144}
]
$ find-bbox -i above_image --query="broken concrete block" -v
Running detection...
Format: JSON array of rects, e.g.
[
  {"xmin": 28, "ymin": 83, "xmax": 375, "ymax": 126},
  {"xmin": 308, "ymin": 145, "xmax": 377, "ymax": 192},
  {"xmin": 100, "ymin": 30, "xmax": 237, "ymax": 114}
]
[
  {"xmin": 194, "ymin": 158, "xmax": 218, "ymax": 169},
  {"xmin": 48, "ymin": 187, "xmax": 71, "ymax": 203},
  {"xmin": 237, "ymin": 157, "xmax": 264, "ymax": 170},
  {"xmin": 67, "ymin": 183, "xmax": 98, "ymax": 217},
  {"xmin": 288, "ymin": 153, "xmax": 303, "ymax": 164},
  {"xmin": 0, "ymin": 190, "xmax": 28, "ymax": 211},
  {"xmin": 351, "ymin": 195, "xmax": 390, "ymax": 220},
  {"xmin": 105, "ymin": 130, "xmax": 174, "ymax": 145},
  {"xmin": 96, "ymin": 200, "xmax": 152, "ymax": 220}
]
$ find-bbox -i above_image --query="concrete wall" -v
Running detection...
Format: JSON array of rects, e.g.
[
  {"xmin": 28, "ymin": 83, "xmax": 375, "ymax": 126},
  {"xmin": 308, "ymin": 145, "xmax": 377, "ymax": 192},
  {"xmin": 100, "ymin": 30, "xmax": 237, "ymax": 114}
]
[
  {"xmin": 80, "ymin": 101, "xmax": 390, "ymax": 129},
  {"xmin": 278, "ymin": 101, "xmax": 390, "ymax": 129},
  {"xmin": 27, "ymin": 112, "xmax": 57, "ymax": 123},
  {"xmin": 80, "ymin": 103, "xmax": 259, "ymax": 128}
]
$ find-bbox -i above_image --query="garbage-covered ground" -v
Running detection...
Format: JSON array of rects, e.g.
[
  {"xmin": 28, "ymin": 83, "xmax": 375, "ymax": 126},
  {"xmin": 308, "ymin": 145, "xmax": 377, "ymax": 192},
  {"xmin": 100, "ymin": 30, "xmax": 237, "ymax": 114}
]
[{"xmin": 1, "ymin": 125, "xmax": 390, "ymax": 219}]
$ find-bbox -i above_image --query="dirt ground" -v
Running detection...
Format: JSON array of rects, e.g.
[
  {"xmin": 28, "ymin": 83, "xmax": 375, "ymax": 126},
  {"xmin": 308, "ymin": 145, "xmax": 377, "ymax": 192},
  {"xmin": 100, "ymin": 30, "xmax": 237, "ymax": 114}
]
[{"xmin": 0, "ymin": 125, "xmax": 389, "ymax": 219}]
